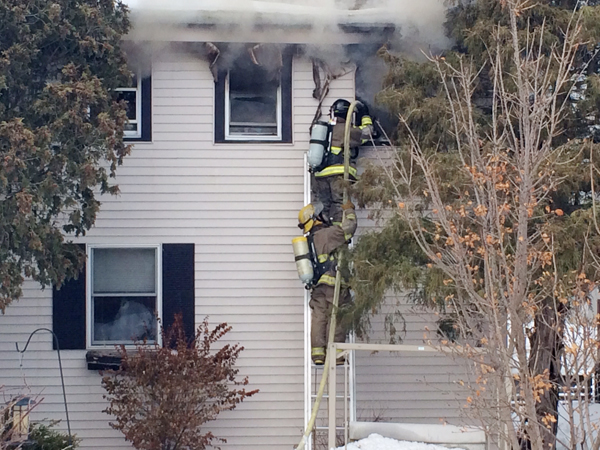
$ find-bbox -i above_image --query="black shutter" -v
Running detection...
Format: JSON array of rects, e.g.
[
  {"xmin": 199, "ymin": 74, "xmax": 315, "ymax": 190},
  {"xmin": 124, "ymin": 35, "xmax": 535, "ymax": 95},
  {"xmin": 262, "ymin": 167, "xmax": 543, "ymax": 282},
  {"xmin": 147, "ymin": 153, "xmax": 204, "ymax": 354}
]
[
  {"xmin": 162, "ymin": 244, "xmax": 195, "ymax": 340},
  {"xmin": 214, "ymin": 69, "xmax": 226, "ymax": 143},
  {"xmin": 52, "ymin": 244, "xmax": 86, "ymax": 350},
  {"xmin": 140, "ymin": 76, "xmax": 152, "ymax": 142},
  {"xmin": 280, "ymin": 48, "xmax": 293, "ymax": 143}
]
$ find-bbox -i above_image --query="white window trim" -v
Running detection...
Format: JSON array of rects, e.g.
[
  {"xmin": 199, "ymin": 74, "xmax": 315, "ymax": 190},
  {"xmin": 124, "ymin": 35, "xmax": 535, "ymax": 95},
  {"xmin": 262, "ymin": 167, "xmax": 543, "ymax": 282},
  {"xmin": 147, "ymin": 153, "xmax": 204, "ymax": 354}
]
[
  {"xmin": 224, "ymin": 71, "xmax": 282, "ymax": 141},
  {"xmin": 86, "ymin": 244, "xmax": 162, "ymax": 349},
  {"xmin": 116, "ymin": 73, "xmax": 142, "ymax": 139}
]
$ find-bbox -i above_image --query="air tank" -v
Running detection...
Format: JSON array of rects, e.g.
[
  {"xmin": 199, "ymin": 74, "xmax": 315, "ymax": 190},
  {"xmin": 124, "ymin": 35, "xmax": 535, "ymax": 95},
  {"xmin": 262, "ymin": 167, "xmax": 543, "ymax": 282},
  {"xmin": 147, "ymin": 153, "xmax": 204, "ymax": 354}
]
[
  {"xmin": 307, "ymin": 121, "xmax": 329, "ymax": 169},
  {"xmin": 292, "ymin": 236, "xmax": 313, "ymax": 285}
]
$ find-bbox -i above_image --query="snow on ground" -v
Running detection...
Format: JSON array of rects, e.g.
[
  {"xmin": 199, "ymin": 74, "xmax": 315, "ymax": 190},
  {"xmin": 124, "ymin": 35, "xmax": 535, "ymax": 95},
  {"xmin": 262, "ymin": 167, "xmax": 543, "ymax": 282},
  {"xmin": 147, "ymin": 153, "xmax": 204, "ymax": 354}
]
[
  {"xmin": 336, "ymin": 434, "xmax": 466, "ymax": 450},
  {"xmin": 337, "ymin": 402, "xmax": 600, "ymax": 450}
]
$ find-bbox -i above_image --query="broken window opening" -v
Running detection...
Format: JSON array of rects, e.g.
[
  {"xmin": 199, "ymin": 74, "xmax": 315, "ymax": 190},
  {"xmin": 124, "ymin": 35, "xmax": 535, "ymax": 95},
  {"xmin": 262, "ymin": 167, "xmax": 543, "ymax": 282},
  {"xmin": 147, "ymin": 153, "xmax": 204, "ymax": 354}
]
[{"xmin": 225, "ymin": 63, "xmax": 282, "ymax": 140}]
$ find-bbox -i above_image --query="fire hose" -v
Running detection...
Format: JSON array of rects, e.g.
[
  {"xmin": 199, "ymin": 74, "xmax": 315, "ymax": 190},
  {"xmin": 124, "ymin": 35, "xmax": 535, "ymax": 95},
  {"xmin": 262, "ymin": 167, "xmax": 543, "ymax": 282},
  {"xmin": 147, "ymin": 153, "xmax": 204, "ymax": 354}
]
[{"xmin": 295, "ymin": 100, "xmax": 359, "ymax": 450}]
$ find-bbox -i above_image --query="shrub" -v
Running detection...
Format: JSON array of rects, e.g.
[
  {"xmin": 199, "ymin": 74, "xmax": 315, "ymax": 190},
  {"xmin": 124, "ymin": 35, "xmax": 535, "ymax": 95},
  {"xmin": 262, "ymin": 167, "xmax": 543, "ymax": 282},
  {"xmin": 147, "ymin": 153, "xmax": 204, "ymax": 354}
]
[{"xmin": 101, "ymin": 316, "xmax": 258, "ymax": 450}]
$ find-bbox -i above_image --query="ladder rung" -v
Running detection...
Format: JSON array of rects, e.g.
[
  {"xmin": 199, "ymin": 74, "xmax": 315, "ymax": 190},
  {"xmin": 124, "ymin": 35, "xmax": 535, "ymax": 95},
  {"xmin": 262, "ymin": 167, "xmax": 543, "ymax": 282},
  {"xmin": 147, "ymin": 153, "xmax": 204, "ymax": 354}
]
[{"xmin": 311, "ymin": 394, "xmax": 348, "ymax": 399}]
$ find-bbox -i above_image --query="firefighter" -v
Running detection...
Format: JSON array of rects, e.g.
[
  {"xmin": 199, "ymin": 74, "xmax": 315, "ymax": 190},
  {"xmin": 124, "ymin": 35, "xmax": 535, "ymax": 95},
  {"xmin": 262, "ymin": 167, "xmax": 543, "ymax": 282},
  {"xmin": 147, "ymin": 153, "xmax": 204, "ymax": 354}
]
[
  {"xmin": 298, "ymin": 200, "xmax": 358, "ymax": 365},
  {"xmin": 312, "ymin": 99, "xmax": 373, "ymax": 225}
]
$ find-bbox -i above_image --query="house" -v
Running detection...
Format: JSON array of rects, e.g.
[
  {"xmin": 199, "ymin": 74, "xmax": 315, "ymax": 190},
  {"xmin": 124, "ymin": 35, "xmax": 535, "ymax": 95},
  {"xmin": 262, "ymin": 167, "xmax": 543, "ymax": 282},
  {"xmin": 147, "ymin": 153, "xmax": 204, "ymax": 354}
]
[{"xmin": 0, "ymin": 1, "xmax": 470, "ymax": 449}]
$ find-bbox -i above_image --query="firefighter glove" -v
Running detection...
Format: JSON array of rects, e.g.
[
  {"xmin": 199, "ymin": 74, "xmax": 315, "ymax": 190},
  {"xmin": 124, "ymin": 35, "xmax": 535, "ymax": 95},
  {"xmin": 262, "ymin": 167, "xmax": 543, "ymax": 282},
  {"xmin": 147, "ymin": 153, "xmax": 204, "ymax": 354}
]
[
  {"xmin": 355, "ymin": 102, "xmax": 370, "ymax": 119},
  {"xmin": 341, "ymin": 201, "xmax": 355, "ymax": 211}
]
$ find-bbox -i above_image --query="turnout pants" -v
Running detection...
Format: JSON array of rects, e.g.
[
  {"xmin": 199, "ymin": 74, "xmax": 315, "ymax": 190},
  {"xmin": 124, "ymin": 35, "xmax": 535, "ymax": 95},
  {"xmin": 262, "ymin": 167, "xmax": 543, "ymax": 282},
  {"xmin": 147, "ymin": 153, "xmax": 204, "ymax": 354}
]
[
  {"xmin": 312, "ymin": 175, "xmax": 344, "ymax": 224},
  {"xmin": 310, "ymin": 284, "xmax": 351, "ymax": 351}
]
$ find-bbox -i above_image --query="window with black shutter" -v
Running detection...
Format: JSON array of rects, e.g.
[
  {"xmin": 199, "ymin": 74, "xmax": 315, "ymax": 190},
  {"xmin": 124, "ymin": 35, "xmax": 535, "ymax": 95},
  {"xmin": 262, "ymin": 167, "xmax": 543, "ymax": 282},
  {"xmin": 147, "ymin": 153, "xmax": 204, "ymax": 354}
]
[{"xmin": 52, "ymin": 243, "xmax": 195, "ymax": 368}]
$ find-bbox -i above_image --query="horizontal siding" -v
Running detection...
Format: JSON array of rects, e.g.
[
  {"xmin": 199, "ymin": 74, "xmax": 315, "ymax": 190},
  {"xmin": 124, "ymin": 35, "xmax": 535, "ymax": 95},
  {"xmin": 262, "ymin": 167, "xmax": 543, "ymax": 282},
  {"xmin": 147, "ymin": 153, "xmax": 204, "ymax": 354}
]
[
  {"xmin": 0, "ymin": 52, "xmax": 355, "ymax": 450},
  {"xmin": 352, "ymin": 147, "xmax": 475, "ymax": 427}
]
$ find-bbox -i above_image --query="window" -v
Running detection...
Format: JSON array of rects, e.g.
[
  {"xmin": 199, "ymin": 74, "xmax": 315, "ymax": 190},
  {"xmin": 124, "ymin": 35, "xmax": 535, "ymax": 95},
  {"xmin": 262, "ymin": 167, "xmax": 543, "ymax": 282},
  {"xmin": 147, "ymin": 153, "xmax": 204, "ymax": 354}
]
[
  {"xmin": 88, "ymin": 246, "xmax": 161, "ymax": 346},
  {"xmin": 215, "ymin": 51, "xmax": 292, "ymax": 143},
  {"xmin": 52, "ymin": 243, "xmax": 195, "ymax": 352},
  {"xmin": 226, "ymin": 67, "xmax": 281, "ymax": 138},
  {"xmin": 116, "ymin": 71, "xmax": 152, "ymax": 141}
]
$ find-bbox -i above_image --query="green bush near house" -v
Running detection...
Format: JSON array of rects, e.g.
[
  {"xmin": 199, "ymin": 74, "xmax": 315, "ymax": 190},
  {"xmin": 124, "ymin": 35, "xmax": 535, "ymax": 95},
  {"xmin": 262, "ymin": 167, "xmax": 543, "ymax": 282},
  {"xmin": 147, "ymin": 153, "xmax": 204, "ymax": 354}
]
[{"xmin": 23, "ymin": 422, "xmax": 80, "ymax": 450}]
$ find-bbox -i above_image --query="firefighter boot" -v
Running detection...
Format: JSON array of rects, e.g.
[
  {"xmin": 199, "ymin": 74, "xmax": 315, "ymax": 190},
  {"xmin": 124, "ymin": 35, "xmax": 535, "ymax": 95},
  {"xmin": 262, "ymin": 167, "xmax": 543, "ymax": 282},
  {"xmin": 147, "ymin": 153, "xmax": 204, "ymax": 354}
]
[{"xmin": 311, "ymin": 347, "xmax": 325, "ymax": 365}]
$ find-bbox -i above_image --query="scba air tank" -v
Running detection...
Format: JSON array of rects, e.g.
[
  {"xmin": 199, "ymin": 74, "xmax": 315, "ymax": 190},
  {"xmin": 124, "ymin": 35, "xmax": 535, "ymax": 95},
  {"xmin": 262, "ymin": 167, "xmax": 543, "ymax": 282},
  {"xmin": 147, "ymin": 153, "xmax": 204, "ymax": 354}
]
[
  {"xmin": 292, "ymin": 236, "xmax": 313, "ymax": 285},
  {"xmin": 307, "ymin": 121, "xmax": 329, "ymax": 169}
]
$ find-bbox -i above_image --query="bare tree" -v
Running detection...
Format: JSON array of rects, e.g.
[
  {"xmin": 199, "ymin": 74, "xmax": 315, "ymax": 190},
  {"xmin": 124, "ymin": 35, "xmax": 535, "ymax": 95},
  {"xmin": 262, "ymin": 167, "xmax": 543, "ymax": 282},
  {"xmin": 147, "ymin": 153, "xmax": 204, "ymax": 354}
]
[{"xmin": 354, "ymin": 2, "xmax": 600, "ymax": 449}]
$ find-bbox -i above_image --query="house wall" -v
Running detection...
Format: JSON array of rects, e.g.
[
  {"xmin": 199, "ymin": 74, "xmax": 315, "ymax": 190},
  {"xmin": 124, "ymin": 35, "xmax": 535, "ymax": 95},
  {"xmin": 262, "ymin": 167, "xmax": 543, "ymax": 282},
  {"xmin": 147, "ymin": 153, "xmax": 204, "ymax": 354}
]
[
  {"xmin": 0, "ymin": 51, "xmax": 353, "ymax": 449},
  {"xmin": 353, "ymin": 148, "xmax": 476, "ymax": 427},
  {"xmin": 0, "ymin": 51, "xmax": 474, "ymax": 449}
]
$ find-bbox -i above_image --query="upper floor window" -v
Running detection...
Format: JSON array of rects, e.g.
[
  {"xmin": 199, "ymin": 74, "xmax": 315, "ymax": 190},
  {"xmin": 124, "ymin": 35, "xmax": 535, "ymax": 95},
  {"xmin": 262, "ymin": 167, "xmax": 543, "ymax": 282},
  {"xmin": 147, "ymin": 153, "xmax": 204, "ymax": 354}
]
[
  {"xmin": 215, "ymin": 49, "xmax": 292, "ymax": 143},
  {"xmin": 226, "ymin": 65, "xmax": 281, "ymax": 139},
  {"xmin": 116, "ymin": 70, "xmax": 152, "ymax": 142}
]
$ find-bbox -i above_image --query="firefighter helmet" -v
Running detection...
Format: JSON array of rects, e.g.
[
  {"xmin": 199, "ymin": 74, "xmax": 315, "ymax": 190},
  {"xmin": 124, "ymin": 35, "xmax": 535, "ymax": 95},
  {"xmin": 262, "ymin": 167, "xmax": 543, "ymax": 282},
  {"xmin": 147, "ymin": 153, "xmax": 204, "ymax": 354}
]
[
  {"xmin": 298, "ymin": 202, "xmax": 324, "ymax": 233},
  {"xmin": 331, "ymin": 99, "xmax": 351, "ymax": 119}
]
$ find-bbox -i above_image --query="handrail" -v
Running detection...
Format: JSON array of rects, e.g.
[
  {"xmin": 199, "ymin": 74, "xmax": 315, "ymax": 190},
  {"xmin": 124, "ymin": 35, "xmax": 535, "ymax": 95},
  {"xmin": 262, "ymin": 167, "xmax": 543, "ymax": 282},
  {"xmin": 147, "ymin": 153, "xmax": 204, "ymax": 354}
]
[{"xmin": 328, "ymin": 341, "xmax": 486, "ymax": 449}]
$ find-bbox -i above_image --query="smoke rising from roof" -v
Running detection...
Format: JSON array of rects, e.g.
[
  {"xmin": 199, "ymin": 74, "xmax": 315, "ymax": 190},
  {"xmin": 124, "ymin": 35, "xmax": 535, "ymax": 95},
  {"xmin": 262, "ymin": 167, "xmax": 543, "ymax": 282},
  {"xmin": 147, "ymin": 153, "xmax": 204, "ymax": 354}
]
[
  {"xmin": 124, "ymin": 0, "xmax": 450, "ymax": 131},
  {"xmin": 126, "ymin": 0, "xmax": 450, "ymax": 52}
]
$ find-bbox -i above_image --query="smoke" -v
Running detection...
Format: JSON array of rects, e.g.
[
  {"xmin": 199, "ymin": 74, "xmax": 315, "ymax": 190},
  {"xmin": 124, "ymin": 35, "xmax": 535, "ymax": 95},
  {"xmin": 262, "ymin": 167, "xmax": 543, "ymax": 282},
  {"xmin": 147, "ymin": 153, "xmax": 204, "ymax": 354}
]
[
  {"xmin": 126, "ymin": 0, "xmax": 450, "ymax": 52},
  {"xmin": 124, "ymin": 0, "xmax": 450, "ymax": 131}
]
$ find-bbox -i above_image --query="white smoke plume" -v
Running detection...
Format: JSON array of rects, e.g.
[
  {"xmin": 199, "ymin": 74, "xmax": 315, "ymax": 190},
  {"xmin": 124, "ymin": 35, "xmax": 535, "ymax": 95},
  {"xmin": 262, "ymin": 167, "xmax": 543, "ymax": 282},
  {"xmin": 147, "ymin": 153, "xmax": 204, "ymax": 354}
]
[
  {"xmin": 123, "ymin": 0, "xmax": 451, "ymax": 131},
  {"xmin": 125, "ymin": 0, "xmax": 450, "ymax": 52}
]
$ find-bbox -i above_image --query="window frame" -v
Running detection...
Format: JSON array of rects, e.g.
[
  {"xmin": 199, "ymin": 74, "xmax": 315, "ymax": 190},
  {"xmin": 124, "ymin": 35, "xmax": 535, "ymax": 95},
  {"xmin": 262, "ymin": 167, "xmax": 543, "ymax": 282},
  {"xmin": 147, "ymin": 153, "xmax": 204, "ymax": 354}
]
[
  {"xmin": 86, "ymin": 244, "xmax": 163, "ymax": 348},
  {"xmin": 215, "ymin": 50, "xmax": 293, "ymax": 144},
  {"xmin": 224, "ymin": 72, "xmax": 283, "ymax": 141},
  {"xmin": 116, "ymin": 75, "xmax": 142, "ymax": 139},
  {"xmin": 117, "ymin": 70, "xmax": 152, "ymax": 142}
]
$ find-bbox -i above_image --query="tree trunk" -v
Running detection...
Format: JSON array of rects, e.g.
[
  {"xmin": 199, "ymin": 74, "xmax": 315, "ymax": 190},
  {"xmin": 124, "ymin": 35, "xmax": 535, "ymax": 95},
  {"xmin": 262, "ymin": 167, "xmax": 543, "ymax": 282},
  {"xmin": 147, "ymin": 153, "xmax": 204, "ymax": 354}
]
[{"xmin": 527, "ymin": 298, "xmax": 565, "ymax": 450}]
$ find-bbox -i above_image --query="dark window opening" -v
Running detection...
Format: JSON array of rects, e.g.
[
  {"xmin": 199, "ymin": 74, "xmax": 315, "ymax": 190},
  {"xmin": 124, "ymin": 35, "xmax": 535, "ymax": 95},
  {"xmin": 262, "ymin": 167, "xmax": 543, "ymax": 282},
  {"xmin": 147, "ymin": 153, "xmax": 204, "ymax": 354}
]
[
  {"xmin": 227, "ymin": 63, "xmax": 280, "ymax": 138},
  {"xmin": 215, "ymin": 48, "xmax": 292, "ymax": 143}
]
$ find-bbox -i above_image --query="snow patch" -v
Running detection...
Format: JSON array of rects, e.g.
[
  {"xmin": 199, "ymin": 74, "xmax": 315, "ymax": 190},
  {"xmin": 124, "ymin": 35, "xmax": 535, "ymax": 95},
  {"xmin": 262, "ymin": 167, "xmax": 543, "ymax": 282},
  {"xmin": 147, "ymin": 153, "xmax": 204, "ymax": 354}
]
[{"xmin": 336, "ymin": 434, "xmax": 467, "ymax": 450}]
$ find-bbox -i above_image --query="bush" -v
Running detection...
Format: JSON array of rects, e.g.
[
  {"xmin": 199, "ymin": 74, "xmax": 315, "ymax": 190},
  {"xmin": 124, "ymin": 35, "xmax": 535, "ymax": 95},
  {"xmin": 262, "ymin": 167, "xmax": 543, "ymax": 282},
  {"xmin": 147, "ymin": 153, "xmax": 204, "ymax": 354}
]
[
  {"xmin": 24, "ymin": 422, "xmax": 79, "ymax": 450},
  {"xmin": 101, "ymin": 316, "xmax": 258, "ymax": 450}
]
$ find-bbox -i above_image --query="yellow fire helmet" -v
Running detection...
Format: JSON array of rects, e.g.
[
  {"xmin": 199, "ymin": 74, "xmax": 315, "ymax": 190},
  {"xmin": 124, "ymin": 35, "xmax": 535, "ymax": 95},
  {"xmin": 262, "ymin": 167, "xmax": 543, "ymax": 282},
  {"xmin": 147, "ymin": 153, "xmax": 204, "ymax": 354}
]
[{"xmin": 298, "ymin": 202, "xmax": 324, "ymax": 233}]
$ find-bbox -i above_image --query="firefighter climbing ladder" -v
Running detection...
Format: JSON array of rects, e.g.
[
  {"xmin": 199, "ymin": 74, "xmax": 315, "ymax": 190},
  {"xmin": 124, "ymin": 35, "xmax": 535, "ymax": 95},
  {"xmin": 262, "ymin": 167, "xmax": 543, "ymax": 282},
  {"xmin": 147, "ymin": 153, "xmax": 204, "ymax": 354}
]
[{"xmin": 296, "ymin": 101, "xmax": 360, "ymax": 450}]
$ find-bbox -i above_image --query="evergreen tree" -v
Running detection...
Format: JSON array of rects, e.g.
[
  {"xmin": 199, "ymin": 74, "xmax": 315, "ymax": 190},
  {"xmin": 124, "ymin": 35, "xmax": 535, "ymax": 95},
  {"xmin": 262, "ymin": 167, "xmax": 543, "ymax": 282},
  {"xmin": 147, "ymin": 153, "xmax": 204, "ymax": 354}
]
[
  {"xmin": 352, "ymin": 1, "xmax": 600, "ymax": 448},
  {"xmin": 0, "ymin": 0, "xmax": 132, "ymax": 310}
]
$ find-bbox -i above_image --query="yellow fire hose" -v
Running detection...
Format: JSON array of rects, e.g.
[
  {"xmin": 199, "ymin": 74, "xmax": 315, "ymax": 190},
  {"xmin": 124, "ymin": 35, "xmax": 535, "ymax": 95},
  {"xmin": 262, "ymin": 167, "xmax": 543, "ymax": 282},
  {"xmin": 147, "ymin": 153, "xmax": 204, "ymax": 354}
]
[{"xmin": 295, "ymin": 100, "xmax": 359, "ymax": 450}]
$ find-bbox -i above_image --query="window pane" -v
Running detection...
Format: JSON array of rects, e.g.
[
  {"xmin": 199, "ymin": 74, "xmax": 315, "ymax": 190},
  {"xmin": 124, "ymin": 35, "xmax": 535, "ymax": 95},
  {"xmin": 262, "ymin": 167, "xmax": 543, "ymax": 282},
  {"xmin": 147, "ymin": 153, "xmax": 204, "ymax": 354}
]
[
  {"xmin": 93, "ymin": 296, "xmax": 157, "ymax": 343},
  {"xmin": 124, "ymin": 122, "xmax": 138, "ymax": 132},
  {"xmin": 93, "ymin": 248, "xmax": 156, "ymax": 294},
  {"xmin": 117, "ymin": 90, "xmax": 137, "ymax": 120},
  {"xmin": 229, "ymin": 65, "xmax": 279, "ymax": 136}
]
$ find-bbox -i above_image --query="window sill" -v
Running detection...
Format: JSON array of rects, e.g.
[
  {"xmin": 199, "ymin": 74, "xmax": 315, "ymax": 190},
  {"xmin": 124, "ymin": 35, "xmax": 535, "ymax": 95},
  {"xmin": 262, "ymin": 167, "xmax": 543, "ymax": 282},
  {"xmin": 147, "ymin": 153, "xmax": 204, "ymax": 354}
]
[
  {"xmin": 124, "ymin": 137, "xmax": 153, "ymax": 143},
  {"xmin": 214, "ymin": 139, "xmax": 293, "ymax": 144}
]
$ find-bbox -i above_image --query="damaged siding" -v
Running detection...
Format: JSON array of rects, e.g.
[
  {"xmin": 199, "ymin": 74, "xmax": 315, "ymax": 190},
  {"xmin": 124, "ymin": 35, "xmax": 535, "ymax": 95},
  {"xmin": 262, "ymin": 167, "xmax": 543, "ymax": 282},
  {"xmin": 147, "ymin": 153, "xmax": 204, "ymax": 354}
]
[{"xmin": 0, "ymin": 52, "xmax": 354, "ymax": 449}]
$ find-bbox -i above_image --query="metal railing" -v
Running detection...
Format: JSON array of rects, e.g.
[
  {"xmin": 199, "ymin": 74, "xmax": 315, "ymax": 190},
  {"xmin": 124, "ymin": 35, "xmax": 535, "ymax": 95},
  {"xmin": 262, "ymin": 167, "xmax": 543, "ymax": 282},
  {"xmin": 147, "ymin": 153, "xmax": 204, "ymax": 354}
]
[{"xmin": 326, "ymin": 341, "xmax": 441, "ymax": 449}]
